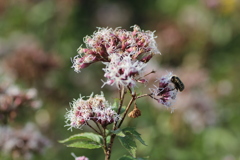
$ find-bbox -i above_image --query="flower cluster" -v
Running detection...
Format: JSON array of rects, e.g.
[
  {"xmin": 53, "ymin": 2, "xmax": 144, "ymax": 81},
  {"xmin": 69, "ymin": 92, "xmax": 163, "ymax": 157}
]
[
  {"xmin": 0, "ymin": 83, "xmax": 41, "ymax": 123},
  {"xmin": 71, "ymin": 153, "xmax": 89, "ymax": 160},
  {"xmin": 0, "ymin": 123, "xmax": 50, "ymax": 160},
  {"xmin": 102, "ymin": 54, "xmax": 147, "ymax": 88},
  {"xmin": 65, "ymin": 92, "xmax": 120, "ymax": 130},
  {"xmin": 75, "ymin": 156, "xmax": 89, "ymax": 160},
  {"xmin": 71, "ymin": 25, "xmax": 160, "ymax": 88},
  {"xmin": 72, "ymin": 25, "xmax": 160, "ymax": 72},
  {"xmin": 6, "ymin": 44, "xmax": 59, "ymax": 84},
  {"xmin": 150, "ymin": 72, "xmax": 178, "ymax": 110}
]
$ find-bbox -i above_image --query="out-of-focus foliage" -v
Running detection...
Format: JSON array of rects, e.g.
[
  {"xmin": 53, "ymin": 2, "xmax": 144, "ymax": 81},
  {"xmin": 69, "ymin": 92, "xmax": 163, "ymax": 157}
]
[{"xmin": 0, "ymin": 0, "xmax": 240, "ymax": 160}]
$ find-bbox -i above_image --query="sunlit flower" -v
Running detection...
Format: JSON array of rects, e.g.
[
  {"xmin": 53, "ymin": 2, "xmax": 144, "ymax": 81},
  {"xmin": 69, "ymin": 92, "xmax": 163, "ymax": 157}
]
[
  {"xmin": 72, "ymin": 25, "xmax": 160, "ymax": 73},
  {"xmin": 102, "ymin": 54, "xmax": 147, "ymax": 88},
  {"xmin": 65, "ymin": 92, "xmax": 120, "ymax": 130},
  {"xmin": 149, "ymin": 72, "xmax": 178, "ymax": 110}
]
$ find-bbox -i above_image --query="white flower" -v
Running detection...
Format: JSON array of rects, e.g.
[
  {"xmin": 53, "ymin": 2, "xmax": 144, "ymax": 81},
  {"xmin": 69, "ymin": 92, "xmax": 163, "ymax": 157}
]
[
  {"xmin": 71, "ymin": 25, "xmax": 160, "ymax": 73},
  {"xmin": 65, "ymin": 93, "xmax": 120, "ymax": 130},
  {"xmin": 102, "ymin": 54, "xmax": 147, "ymax": 89},
  {"xmin": 149, "ymin": 72, "xmax": 178, "ymax": 111}
]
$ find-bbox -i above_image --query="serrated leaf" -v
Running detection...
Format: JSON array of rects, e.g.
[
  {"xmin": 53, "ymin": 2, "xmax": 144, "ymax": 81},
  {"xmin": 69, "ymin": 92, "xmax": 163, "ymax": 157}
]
[
  {"xmin": 59, "ymin": 132, "xmax": 102, "ymax": 145},
  {"xmin": 122, "ymin": 127, "xmax": 147, "ymax": 146},
  {"xmin": 112, "ymin": 128, "xmax": 125, "ymax": 137},
  {"xmin": 66, "ymin": 141, "xmax": 101, "ymax": 149},
  {"xmin": 116, "ymin": 131, "xmax": 125, "ymax": 137},
  {"xmin": 112, "ymin": 128, "xmax": 122, "ymax": 134},
  {"xmin": 118, "ymin": 134, "xmax": 137, "ymax": 157}
]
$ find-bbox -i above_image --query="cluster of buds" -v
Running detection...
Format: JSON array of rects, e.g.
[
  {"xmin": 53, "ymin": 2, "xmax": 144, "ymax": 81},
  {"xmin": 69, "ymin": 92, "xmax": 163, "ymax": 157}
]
[
  {"xmin": 149, "ymin": 72, "xmax": 178, "ymax": 111},
  {"xmin": 0, "ymin": 83, "xmax": 42, "ymax": 124},
  {"xmin": 0, "ymin": 123, "xmax": 50, "ymax": 160},
  {"xmin": 65, "ymin": 92, "xmax": 120, "ymax": 130},
  {"xmin": 72, "ymin": 25, "xmax": 160, "ymax": 88}
]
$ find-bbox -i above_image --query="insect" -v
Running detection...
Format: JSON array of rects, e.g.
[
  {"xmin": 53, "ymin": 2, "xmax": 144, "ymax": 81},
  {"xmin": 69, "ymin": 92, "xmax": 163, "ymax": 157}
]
[{"xmin": 171, "ymin": 75, "xmax": 184, "ymax": 92}]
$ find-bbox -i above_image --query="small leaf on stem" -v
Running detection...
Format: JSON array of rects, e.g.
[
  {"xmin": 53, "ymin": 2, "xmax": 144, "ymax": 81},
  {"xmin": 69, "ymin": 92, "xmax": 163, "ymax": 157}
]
[
  {"xmin": 122, "ymin": 127, "xmax": 147, "ymax": 146},
  {"xmin": 59, "ymin": 132, "xmax": 102, "ymax": 145},
  {"xmin": 118, "ymin": 133, "xmax": 137, "ymax": 157},
  {"xmin": 67, "ymin": 141, "xmax": 101, "ymax": 149}
]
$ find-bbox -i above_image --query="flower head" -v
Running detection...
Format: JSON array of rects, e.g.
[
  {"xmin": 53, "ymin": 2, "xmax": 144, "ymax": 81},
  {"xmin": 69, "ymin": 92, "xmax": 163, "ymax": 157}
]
[
  {"xmin": 72, "ymin": 25, "xmax": 160, "ymax": 73},
  {"xmin": 102, "ymin": 54, "xmax": 147, "ymax": 88},
  {"xmin": 71, "ymin": 153, "xmax": 89, "ymax": 160},
  {"xmin": 150, "ymin": 72, "xmax": 178, "ymax": 111},
  {"xmin": 75, "ymin": 156, "xmax": 89, "ymax": 160},
  {"xmin": 0, "ymin": 123, "xmax": 50, "ymax": 160},
  {"xmin": 65, "ymin": 92, "xmax": 120, "ymax": 130}
]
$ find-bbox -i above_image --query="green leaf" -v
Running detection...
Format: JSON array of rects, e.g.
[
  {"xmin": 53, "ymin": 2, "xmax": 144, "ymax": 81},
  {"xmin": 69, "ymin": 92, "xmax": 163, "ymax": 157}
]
[
  {"xmin": 122, "ymin": 127, "xmax": 147, "ymax": 146},
  {"xmin": 112, "ymin": 128, "xmax": 125, "ymax": 137},
  {"xmin": 59, "ymin": 132, "xmax": 102, "ymax": 145},
  {"xmin": 106, "ymin": 135, "xmax": 111, "ymax": 144},
  {"xmin": 118, "ymin": 133, "xmax": 137, "ymax": 157},
  {"xmin": 112, "ymin": 128, "xmax": 122, "ymax": 134},
  {"xmin": 66, "ymin": 141, "xmax": 101, "ymax": 149}
]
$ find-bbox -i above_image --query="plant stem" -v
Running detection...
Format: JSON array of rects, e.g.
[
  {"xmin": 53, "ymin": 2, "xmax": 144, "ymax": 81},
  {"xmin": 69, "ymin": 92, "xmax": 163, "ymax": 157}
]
[
  {"xmin": 94, "ymin": 121, "xmax": 103, "ymax": 135},
  {"xmin": 86, "ymin": 122, "xmax": 101, "ymax": 135},
  {"xmin": 137, "ymin": 93, "xmax": 152, "ymax": 99},
  {"xmin": 102, "ymin": 128, "xmax": 108, "ymax": 156},
  {"xmin": 105, "ymin": 134, "xmax": 116, "ymax": 160},
  {"xmin": 105, "ymin": 87, "xmax": 137, "ymax": 160},
  {"xmin": 117, "ymin": 94, "xmax": 136, "ymax": 128}
]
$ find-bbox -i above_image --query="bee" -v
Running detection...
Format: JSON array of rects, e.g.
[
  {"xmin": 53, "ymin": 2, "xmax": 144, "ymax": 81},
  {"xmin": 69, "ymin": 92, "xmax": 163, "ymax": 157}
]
[{"xmin": 171, "ymin": 75, "xmax": 184, "ymax": 92}]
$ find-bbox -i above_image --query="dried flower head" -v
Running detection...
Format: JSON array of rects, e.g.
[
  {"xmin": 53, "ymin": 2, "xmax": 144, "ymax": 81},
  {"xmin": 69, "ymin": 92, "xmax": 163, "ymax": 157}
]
[
  {"xmin": 72, "ymin": 25, "xmax": 160, "ymax": 73},
  {"xmin": 149, "ymin": 72, "xmax": 178, "ymax": 111},
  {"xmin": 65, "ymin": 92, "xmax": 120, "ymax": 130},
  {"xmin": 128, "ymin": 104, "xmax": 141, "ymax": 118}
]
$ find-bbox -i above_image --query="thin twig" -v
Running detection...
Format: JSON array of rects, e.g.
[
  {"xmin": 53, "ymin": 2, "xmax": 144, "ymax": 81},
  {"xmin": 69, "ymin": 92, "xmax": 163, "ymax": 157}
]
[
  {"xmin": 136, "ymin": 93, "xmax": 151, "ymax": 99},
  {"xmin": 94, "ymin": 121, "xmax": 103, "ymax": 135},
  {"xmin": 102, "ymin": 128, "xmax": 108, "ymax": 155},
  {"xmin": 86, "ymin": 122, "xmax": 101, "ymax": 135},
  {"xmin": 143, "ymin": 70, "xmax": 155, "ymax": 77},
  {"xmin": 117, "ymin": 93, "xmax": 136, "ymax": 128},
  {"xmin": 117, "ymin": 86, "xmax": 125, "ymax": 114}
]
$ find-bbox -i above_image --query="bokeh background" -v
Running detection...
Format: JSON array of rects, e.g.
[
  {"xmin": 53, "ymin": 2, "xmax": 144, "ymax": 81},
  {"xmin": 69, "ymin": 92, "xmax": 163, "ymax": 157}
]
[{"xmin": 0, "ymin": 0, "xmax": 240, "ymax": 160}]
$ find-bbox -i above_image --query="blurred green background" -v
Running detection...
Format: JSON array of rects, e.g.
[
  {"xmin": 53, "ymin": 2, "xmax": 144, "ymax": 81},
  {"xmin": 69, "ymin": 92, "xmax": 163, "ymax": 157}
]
[{"xmin": 0, "ymin": 0, "xmax": 240, "ymax": 160}]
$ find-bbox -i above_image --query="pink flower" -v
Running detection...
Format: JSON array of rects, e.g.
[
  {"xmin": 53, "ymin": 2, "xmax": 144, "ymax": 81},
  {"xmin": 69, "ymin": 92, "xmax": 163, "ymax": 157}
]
[
  {"xmin": 71, "ymin": 25, "xmax": 160, "ymax": 73},
  {"xmin": 149, "ymin": 72, "xmax": 178, "ymax": 111},
  {"xmin": 102, "ymin": 54, "xmax": 147, "ymax": 88},
  {"xmin": 71, "ymin": 153, "xmax": 89, "ymax": 160},
  {"xmin": 75, "ymin": 156, "xmax": 89, "ymax": 160},
  {"xmin": 65, "ymin": 93, "xmax": 120, "ymax": 130}
]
